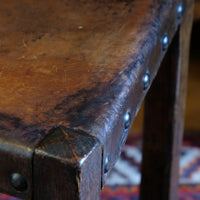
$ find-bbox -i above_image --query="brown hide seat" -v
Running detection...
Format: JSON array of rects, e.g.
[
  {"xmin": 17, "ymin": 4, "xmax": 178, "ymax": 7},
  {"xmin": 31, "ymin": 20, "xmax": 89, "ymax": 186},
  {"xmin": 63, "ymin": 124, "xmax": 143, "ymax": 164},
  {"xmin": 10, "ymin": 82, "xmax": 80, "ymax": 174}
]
[{"xmin": 0, "ymin": 0, "xmax": 194, "ymax": 199}]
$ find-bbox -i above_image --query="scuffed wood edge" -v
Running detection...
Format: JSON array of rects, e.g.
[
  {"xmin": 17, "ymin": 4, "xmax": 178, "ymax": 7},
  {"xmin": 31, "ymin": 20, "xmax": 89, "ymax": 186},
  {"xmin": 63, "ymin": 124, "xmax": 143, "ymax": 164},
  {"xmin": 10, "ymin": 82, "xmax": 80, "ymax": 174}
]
[{"xmin": 33, "ymin": 126, "xmax": 102, "ymax": 200}]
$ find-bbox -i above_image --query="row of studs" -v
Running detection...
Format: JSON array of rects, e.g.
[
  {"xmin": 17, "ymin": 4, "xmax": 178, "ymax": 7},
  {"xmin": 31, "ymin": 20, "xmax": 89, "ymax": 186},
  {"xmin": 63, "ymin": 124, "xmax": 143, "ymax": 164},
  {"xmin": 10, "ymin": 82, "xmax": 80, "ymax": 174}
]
[{"xmin": 104, "ymin": 2, "xmax": 184, "ymax": 173}]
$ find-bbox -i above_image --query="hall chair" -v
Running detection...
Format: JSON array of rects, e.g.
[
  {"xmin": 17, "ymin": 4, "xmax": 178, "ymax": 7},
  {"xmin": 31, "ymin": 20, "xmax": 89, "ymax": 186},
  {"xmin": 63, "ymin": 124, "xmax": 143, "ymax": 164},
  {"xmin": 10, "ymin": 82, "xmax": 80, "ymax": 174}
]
[{"xmin": 0, "ymin": 0, "xmax": 194, "ymax": 199}]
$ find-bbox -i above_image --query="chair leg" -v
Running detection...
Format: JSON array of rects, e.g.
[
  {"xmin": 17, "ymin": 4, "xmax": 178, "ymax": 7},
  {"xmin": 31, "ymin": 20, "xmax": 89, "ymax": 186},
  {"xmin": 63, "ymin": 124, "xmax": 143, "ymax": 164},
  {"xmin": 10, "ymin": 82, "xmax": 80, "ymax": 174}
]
[{"xmin": 140, "ymin": 4, "xmax": 193, "ymax": 200}]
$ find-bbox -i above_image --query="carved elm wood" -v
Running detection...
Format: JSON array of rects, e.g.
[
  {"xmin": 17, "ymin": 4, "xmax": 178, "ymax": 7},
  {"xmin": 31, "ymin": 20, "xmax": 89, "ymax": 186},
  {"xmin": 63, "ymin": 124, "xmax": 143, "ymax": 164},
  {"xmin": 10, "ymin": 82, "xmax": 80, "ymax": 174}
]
[{"xmin": 0, "ymin": 0, "xmax": 193, "ymax": 200}]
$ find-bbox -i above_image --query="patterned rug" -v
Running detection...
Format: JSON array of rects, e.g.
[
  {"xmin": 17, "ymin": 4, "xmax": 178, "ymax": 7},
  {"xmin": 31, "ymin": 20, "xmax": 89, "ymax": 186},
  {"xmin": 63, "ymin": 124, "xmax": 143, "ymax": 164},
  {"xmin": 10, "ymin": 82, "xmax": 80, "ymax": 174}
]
[
  {"xmin": 0, "ymin": 132, "xmax": 200, "ymax": 200},
  {"xmin": 101, "ymin": 184, "xmax": 200, "ymax": 200},
  {"xmin": 101, "ymin": 132, "xmax": 200, "ymax": 200}
]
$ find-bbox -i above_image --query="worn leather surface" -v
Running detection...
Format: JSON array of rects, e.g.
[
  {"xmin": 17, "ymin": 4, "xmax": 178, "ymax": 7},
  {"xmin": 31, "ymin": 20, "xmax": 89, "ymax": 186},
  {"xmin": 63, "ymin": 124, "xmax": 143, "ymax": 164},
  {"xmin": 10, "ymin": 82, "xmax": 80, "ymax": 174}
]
[{"xmin": 0, "ymin": 0, "xmax": 190, "ymax": 198}]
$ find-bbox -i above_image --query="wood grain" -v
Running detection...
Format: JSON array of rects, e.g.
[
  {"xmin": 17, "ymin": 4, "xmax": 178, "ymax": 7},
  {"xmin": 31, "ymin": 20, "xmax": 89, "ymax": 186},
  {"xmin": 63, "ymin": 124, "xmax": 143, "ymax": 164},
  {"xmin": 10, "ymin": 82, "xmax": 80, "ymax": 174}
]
[{"xmin": 33, "ymin": 127, "xmax": 102, "ymax": 200}]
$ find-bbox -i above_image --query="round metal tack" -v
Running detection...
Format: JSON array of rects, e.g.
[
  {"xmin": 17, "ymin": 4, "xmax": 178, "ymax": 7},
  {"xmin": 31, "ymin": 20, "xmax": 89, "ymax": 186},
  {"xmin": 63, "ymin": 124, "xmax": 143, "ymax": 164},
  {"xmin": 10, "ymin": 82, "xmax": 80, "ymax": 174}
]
[
  {"xmin": 162, "ymin": 34, "xmax": 169, "ymax": 51},
  {"xmin": 124, "ymin": 110, "xmax": 131, "ymax": 130},
  {"xmin": 10, "ymin": 173, "xmax": 28, "ymax": 192},
  {"xmin": 142, "ymin": 73, "xmax": 150, "ymax": 91}
]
